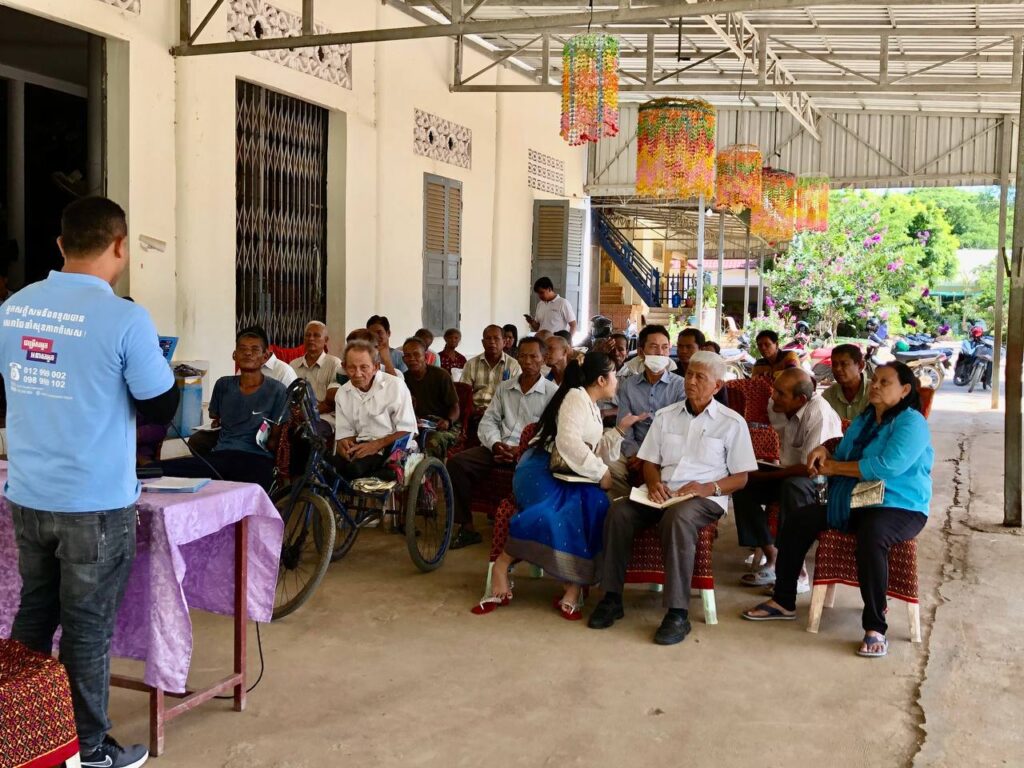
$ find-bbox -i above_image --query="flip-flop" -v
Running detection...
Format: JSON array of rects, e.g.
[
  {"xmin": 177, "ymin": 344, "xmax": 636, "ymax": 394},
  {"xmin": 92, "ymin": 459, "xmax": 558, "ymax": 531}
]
[
  {"xmin": 471, "ymin": 593, "xmax": 512, "ymax": 615},
  {"xmin": 741, "ymin": 602, "xmax": 797, "ymax": 621},
  {"xmin": 856, "ymin": 634, "xmax": 888, "ymax": 658}
]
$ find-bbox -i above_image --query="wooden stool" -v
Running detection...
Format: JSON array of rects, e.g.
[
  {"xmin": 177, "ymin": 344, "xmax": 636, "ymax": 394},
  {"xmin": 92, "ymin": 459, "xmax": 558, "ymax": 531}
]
[{"xmin": 807, "ymin": 530, "xmax": 921, "ymax": 642}]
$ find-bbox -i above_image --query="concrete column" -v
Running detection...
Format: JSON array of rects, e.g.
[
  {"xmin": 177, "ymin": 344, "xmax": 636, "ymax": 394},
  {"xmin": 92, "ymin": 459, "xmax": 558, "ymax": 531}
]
[
  {"xmin": 1003, "ymin": 78, "xmax": 1024, "ymax": 528},
  {"xmin": 743, "ymin": 226, "xmax": 751, "ymax": 325},
  {"xmin": 992, "ymin": 115, "xmax": 1011, "ymax": 410},
  {"xmin": 695, "ymin": 195, "xmax": 705, "ymax": 329},
  {"xmin": 715, "ymin": 212, "xmax": 725, "ymax": 339},
  {"xmin": 6, "ymin": 79, "xmax": 24, "ymax": 289}
]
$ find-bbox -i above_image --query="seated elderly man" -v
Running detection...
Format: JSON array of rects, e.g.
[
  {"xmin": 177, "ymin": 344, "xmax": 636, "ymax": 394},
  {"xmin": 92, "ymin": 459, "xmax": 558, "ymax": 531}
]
[
  {"xmin": 402, "ymin": 336, "xmax": 460, "ymax": 459},
  {"xmin": 544, "ymin": 334, "xmax": 572, "ymax": 385},
  {"xmin": 331, "ymin": 339, "xmax": 417, "ymax": 483},
  {"xmin": 446, "ymin": 337, "xmax": 556, "ymax": 549},
  {"xmin": 162, "ymin": 328, "xmax": 288, "ymax": 489},
  {"xmin": 595, "ymin": 332, "xmax": 630, "ymax": 426},
  {"xmin": 589, "ymin": 351, "xmax": 757, "ymax": 646},
  {"xmin": 607, "ymin": 324, "xmax": 683, "ymax": 498},
  {"xmin": 733, "ymin": 368, "xmax": 842, "ymax": 591},
  {"xmin": 822, "ymin": 343, "xmax": 872, "ymax": 420},
  {"xmin": 461, "ymin": 324, "xmax": 521, "ymax": 414},
  {"xmin": 290, "ymin": 320, "xmax": 343, "ymax": 439}
]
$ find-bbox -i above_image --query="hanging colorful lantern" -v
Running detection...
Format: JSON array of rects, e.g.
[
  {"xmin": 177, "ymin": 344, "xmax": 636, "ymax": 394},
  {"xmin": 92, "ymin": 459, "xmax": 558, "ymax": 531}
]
[
  {"xmin": 796, "ymin": 174, "xmax": 830, "ymax": 232},
  {"xmin": 715, "ymin": 144, "xmax": 763, "ymax": 213},
  {"xmin": 750, "ymin": 167, "xmax": 797, "ymax": 246},
  {"xmin": 560, "ymin": 34, "xmax": 620, "ymax": 146},
  {"xmin": 635, "ymin": 98, "xmax": 716, "ymax": 199}
]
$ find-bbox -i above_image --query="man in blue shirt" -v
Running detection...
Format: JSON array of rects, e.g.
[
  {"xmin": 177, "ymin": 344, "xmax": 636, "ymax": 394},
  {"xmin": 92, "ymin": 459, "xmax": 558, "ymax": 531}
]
[
  {"xmin": 161, "ymin": 328, "xmax": 287, "ymax": 490},
  {"xmin": 607, "ymin": 324, "xmax": 683, "ymax": 498},
  {"xmin": 1, "ymin": 197, "xmax": 178, "ymax": 768}
]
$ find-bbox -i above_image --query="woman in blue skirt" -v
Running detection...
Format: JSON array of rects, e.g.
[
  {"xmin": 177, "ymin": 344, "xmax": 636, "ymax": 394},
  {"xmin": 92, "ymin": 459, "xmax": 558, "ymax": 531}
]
[{"xmin": 482, "ymin": 351, "xmax": 646, "ymax": 620}]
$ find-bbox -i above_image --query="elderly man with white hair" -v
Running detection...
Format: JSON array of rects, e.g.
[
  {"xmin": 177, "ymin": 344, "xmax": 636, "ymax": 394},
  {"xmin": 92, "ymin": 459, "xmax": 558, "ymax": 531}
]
[
  {"xmin": 291, "ymin": 320, "xmax": 343, "ymax": 439},
  {"xmin": 589, "ymin": 351, "xmax": 758, "ymax": 646}
]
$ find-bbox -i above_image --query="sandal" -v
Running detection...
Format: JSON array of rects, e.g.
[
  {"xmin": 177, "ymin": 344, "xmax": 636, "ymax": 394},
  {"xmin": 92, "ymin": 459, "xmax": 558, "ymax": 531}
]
[
  {"xmin": 740, "ymin": 567, "xmax": 776, "ymax": 587},
  {"xmin": 471, "ymin": 593, "xmax": 512, "ymax": 615},
  {"xmin": 856, "ymin": 633, "xmax": 888, "ymax": 658},
  {"xmin": 741, "ymin": 602, "xmax": 796, "ymax": 621},
  {"xmin": 556, "ymin": 599, "xmax": 583, "ymax": 621}
]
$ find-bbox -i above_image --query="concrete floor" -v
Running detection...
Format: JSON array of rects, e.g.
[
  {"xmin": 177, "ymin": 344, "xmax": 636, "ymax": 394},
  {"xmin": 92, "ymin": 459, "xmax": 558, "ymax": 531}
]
[{"xmin": 109, "ymin": 373, "xmax": 1024, "ymax": 767}]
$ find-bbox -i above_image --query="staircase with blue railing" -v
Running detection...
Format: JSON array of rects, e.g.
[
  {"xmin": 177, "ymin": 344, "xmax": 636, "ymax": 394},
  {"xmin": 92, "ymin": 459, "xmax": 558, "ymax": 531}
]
[{"xmin": 594, "ymin": 211, "xmax": 662, "ymax": 307}]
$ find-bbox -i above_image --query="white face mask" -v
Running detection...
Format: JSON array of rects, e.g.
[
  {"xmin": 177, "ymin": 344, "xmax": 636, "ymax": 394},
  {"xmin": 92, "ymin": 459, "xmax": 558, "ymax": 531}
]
[{"xmin": 643, "ymin": 355, "xmax": 671, "ymax": 374}]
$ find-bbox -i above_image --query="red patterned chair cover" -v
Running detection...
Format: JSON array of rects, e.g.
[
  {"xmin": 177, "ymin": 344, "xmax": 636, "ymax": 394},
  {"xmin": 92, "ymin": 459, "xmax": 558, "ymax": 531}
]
[
  {"xmin": 470, "ymin": 423, "xmax": 536, "ymax": 519},
  {"xmin": 0, "ymin": 639, "xmax": 80, "ymax": 768},
  {"xmin": 748, "ymin": 425, "xmax": 780, "ymax": 463},
  {"xmin": 483, "ymin": 424, "xmax": 540, "ymax": 552},
  {"xmin": 813, "ymin": 531, "xmax": 919, "ymax": 603},
  {"xmin": 270, "ymin": 343, "xmax": 305, "ymax": 364},
  {"xmin": 447, "ymin": 382, "xmax": 478, "ymax": 457},
  {"xmin": 624, "ymin": 523, "xmax": 718, "ymax": 591},
  {"xmin": 725, "ymin": 377, "xmax": 773, "ymax": 424}
]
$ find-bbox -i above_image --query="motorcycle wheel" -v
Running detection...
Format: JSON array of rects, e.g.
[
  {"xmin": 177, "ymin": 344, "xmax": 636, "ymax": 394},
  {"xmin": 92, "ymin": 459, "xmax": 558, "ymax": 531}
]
[
  {"xmin": 811, "ymin": 362, "xmax": 834, "ymax": 387},
  {"xmin": 968, "ymin": 362, "xmax": 985, "ymax": 393},
  {"xmin": 916, "ymin": 365, "xmax": 942, "ymax": 391}
]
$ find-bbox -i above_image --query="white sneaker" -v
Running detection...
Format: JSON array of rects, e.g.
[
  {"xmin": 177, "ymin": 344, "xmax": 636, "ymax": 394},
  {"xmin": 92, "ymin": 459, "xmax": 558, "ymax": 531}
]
[{"xmin": 797, "ymin": 575, "xmax": 811, "ymax": 594}]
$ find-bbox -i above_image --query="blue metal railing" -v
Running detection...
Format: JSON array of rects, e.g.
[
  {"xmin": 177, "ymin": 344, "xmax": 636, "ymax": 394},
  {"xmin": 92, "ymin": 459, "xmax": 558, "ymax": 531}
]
[{"xmin": 594, "ymin": 211, "xmax": 661, "ymax": 307}]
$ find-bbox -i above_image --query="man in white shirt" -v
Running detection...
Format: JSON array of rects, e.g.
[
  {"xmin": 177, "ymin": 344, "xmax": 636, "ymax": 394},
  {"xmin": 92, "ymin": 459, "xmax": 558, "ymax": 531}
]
[
  {"xmin": 290, "ymin": 320, "xmax": 342, "ymax": 438},
  {"xmin": 258, "ymin": 325, "xmax": 298, "ymax": 387},
  {"xmin": 331, "ymin": 340, "xmax": 417, "ymax": 483},
  {"xmin": 590, "ymin": 351, "xmax": 757, "ymax": 646},
  {"xmin": 734, "ymin": 368, "xmax": 842, "ymax": 589},
  {"xmin": 524, "ymin": 276, "xmax": 577, "ymax": 336},
  {"xmin": 446, "ymin": 337, "xmax": 556, "ymax": 549}
]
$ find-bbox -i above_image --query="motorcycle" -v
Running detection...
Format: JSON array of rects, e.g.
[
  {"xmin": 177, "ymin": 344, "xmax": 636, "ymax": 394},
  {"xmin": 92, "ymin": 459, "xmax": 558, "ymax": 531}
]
[
  {"xmin": 866, "ymin": 343, "xmax": 945, "ymax": 390},
  {"xmin": 721, "ymin": 333, "xmax": 755, "ymax": 380},
  {"xmin": 956, "ymin": 335, "xmax": 995, "ymax": 392}
]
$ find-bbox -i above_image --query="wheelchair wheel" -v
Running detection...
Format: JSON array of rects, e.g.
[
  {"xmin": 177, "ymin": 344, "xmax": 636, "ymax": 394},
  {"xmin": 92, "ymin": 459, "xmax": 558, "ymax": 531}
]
[
  {"xmin": 273, "ymin": 489, "xmax": 335, "ymax": 621},
  {"xmin": 325, "ymin": 500, "xmax": 360, "ymax": 562},
  {"xmin": 403, "ymin": 457, "xmax": 454, "ymax": 572}
]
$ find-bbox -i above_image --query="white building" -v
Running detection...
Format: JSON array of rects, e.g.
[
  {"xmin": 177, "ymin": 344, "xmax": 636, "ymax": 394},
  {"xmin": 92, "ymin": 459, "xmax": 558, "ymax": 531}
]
[{"xmin": 1, "ymin": 0, "xmax": 589, "ymax": 384}]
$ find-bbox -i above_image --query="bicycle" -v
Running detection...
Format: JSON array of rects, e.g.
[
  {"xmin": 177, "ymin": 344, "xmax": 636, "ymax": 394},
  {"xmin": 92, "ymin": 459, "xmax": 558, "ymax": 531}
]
[{"xmin": 271, "ymin": 380, "xmax": 455, "ymax": 620}]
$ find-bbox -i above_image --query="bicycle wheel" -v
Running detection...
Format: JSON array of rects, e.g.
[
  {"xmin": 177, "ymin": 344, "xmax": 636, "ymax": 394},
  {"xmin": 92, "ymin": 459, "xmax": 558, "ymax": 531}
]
[
  {"xmin": 273, "ymin": 489, "xmax": 335, "ymax": 620},
  {"xmin": 968, "ymin": 361, "xmax": 985, "ymax": 393},
  {"xmin": 403, "ymin": 457, "xmax": 454, "ymax": 572},
  {"xmin": 324, "ymin": 499, "xmax": 360, "ymax": 563}
]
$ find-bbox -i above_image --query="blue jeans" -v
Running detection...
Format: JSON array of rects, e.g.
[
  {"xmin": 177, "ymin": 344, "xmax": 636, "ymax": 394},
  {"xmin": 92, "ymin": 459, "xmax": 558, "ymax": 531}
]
[{"xmin": 10, "ymin": 503, "xmax": 137, "ymax": 753}]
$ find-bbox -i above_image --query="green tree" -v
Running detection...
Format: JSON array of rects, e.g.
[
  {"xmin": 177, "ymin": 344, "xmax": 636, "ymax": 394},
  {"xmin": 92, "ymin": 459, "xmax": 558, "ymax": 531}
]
[
  {"xmin": 964, "ymin": 258, "xmax": 1008, "ymax": 329},
  {"xmin": 767, "ymin": 190, "xmax": 959, "ymax": 336}
]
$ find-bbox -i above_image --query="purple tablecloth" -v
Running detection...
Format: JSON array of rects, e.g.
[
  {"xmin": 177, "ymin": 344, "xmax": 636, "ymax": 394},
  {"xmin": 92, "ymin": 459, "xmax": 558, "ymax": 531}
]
[{"xmin": 0, "ymin": 476, "xmax": 283, "ymax": 693}]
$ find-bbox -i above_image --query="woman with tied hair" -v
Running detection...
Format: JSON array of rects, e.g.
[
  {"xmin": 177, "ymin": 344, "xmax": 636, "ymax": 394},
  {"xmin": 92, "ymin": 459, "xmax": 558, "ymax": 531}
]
[
  {"xmin": 473, "ymin": 351, "xmax": 646, "ymax": 620},
  {"xmin": 743, "ymin": 361, "xmax": 933, "ymax": 659}
]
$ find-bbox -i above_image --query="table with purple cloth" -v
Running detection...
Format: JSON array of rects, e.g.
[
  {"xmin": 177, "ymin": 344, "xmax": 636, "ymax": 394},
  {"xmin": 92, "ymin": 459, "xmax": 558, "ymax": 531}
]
[{"xmin": 0, "ymin": 472, "xmax": 283, "ymax": 755}]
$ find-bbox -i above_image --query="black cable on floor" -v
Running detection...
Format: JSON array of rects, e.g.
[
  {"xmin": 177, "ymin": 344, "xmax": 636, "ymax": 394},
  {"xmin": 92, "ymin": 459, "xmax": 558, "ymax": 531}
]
[{"xmin": 214, "ymin": 622, "xmax": 265, "ymax": 699}]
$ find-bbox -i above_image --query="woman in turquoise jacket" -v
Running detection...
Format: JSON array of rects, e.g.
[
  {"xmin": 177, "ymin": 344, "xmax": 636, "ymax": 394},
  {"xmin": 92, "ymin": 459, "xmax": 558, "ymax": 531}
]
[{"xmin": 742, "ymin": 361, "xmax": 933, "ymax": 658}]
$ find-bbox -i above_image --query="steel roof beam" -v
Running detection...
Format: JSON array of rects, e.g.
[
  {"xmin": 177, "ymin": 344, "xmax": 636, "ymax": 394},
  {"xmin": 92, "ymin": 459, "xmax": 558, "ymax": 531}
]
[
  {"xmin": 454, "ymin": 78, "xmax": 1022, "ymax": 92},
  {"xmin": 171, "ymin": 0, "xmax": 1024, "ymax": 55}
]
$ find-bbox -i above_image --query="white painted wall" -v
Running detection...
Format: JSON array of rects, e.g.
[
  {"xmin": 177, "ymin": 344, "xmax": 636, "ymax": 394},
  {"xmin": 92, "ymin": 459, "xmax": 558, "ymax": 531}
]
[{"xmin": 1, "ymin": 0, "xmax": 588, "ymax": 381}]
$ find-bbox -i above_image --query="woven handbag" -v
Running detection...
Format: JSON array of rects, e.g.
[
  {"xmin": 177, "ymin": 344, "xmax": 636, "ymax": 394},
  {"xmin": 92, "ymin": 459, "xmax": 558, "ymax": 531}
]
[{"xmin": 850, "ymin": 480, "xmax": 885, "ymax": 508}]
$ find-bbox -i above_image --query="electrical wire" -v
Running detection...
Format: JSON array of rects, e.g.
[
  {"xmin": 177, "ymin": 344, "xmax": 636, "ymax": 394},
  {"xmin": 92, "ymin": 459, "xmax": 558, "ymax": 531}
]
[{"xmin": 214, "ymin": 621, "xmax": 265, "ymax": 699}]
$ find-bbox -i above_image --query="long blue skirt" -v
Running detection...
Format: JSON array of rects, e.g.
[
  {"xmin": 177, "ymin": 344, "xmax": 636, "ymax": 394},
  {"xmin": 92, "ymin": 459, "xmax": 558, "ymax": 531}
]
[{"xmin": 506, "ymin": 447, "xmax": 610, "ymax": 585}]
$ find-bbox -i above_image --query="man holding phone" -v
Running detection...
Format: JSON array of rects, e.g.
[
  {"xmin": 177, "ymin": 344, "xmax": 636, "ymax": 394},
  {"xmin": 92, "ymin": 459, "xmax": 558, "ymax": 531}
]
[{"xmin": 524, "ymin": 277, "xmax": 577, "ymax": 337}]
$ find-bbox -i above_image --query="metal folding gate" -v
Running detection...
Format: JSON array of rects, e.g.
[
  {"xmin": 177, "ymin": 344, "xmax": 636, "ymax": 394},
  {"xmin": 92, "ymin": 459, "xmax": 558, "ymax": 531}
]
[{"xmin": 235, "ymin": 80, "xmax": 328, "ymax": 348}]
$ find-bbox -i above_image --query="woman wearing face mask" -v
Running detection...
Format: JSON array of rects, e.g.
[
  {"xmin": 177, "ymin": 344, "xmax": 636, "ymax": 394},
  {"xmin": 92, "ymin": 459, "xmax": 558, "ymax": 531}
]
[{"xmin": 473, "ymin": 351, "xmax": 646, "ymax": 620}]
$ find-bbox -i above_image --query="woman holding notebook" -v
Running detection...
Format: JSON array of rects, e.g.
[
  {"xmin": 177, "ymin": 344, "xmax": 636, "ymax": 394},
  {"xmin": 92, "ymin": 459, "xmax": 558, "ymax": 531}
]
[{"xmin": 474, "ymin": 351, "xmax": 645, "ymax": 620}]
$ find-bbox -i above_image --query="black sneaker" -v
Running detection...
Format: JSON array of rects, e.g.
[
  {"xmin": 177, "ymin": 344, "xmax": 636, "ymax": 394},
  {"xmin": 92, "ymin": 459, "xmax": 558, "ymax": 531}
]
[
  {"xmin": 81, "ymin": 736, "xmax": 149, "ymax": 768},
  {"xmin": 653, "ymin": 613, "xmax": 691, "ymax": 646},
  {"xmin": 587, "ymin": 596, "xmax": 625, "ymax": 629}
]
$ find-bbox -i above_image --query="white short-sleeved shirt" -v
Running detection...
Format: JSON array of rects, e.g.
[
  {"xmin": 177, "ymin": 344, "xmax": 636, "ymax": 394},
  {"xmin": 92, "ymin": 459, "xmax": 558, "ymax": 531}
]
[
  {"xmin": 770, "ymin": 395, "xmax": 843, "ymax": 468},
  {"xmin": 262, "ymin": 353, "xmax": 298, "ymax": 386},
  {"xmin": 535, "ymin": 295, "xmax": 576, "ymax": 333},
  {"xmin": 334, "ymin": 371, "xmax": 417, "ymax": 443},
  {"xmin": 637, "ymin": 398, "xmax": 758, "ymax": 512}
]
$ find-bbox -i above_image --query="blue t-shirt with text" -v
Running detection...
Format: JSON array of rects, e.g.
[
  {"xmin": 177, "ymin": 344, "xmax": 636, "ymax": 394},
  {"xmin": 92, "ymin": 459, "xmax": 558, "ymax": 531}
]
[{"xmin": 0, "ymin": 271, "xmax": 174, "ymax": 512}]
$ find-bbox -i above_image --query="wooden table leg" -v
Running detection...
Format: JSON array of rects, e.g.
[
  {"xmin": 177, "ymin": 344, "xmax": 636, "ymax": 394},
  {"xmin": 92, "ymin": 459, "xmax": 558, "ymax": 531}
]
[
  {"xmin": 234, "ymin": 517, "xmax": 249, "ymax": 712},
  {"xmin": 151, "ymin": 687, "xmax": 165, "ymax": 757}
]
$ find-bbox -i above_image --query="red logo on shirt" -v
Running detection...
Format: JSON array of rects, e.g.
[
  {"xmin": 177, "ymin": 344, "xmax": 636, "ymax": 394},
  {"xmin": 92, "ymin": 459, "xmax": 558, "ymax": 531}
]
[{"xmin": 21, "ymin": 336, "xmax": 53, "ymax": 353}]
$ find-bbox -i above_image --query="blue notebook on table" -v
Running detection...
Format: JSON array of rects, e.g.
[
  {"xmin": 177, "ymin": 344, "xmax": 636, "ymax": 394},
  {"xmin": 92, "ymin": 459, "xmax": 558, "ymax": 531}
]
[{"xmin": 142, "ymin": 477, "xmax": 211, "ymax": 493}]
